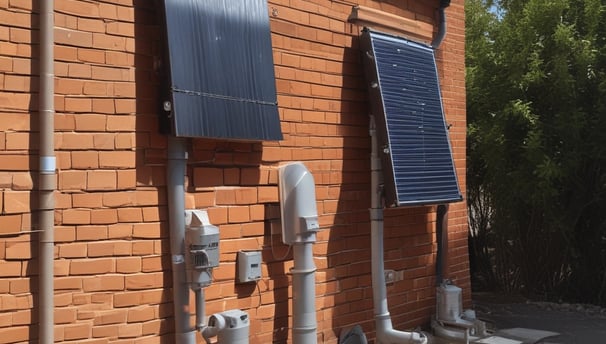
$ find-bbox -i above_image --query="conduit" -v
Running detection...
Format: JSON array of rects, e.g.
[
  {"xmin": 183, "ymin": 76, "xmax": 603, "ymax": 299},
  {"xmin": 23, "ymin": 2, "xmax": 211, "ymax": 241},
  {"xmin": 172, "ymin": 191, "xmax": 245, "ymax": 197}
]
[
  {"xmin": 167, "ymin": 136, "xmax": 196, "ymax": 343},
  {"xmin": 38, "ymin": 1, "xmax": 55, "ymax": 343},
  {"xmin": 369, "ymin": 117, "xmax": 427, "ymax": 344}
]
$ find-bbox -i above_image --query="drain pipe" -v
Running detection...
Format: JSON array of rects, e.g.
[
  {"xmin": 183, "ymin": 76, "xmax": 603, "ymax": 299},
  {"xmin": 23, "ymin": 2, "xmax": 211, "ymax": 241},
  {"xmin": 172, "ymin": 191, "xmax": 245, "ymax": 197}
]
[
  {"xmin": 279, "ymin": 162, "xmax": 321, "ymax": 344},
  {"xmin": 431, "ymin": 0, "xmax": 451, "ymax": 49},
  {"xmin": 38, "ymin": 1, "xmax": 55, "ymax": 343},
  {"xmin": 369, "ymin": 117, "xmax": 427, "ymax": 344},
  {"xmin": 435, "ymin": 204, "xmax": 449, "ymax": 284},
  {"xmin": 167, "ymin": 136, "xmax": 196, "ymax": 344}
]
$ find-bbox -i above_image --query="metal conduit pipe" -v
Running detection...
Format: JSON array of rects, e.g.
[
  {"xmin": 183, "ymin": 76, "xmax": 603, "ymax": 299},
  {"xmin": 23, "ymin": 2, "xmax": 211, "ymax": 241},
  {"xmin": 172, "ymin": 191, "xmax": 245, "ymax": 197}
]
[
  {"xmin": 167, "ymin": 136, "xmax": 196, "ymax": 344},
  {"xmin": 39, "ymin": 1, "xmax": 55, "ymax": 343},
  {"xmin": 369, "ymin": 117, "xmax": 427, "ymax": 344}
]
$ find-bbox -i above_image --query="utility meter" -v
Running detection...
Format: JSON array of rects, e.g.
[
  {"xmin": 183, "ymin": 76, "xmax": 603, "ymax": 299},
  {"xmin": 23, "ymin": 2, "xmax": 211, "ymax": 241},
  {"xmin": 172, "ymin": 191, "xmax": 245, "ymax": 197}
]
[{"xmin": 185, "ymin": 210, "xmax": 220, "ymax": 288}]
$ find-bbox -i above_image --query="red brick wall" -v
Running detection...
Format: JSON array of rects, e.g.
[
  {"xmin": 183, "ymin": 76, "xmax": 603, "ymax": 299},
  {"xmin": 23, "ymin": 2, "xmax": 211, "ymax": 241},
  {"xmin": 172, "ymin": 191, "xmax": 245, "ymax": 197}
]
[{"xmin": 0, "ymin": 0, "xmax": 468, "ymax": 343}]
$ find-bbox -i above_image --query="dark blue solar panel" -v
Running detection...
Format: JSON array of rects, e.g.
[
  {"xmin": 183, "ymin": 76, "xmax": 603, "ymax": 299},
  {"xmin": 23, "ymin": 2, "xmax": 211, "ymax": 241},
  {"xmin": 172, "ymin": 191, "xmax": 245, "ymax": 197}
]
[
  {"xmin": 361, "ymin": 30, "xmax": 462, "ymax": 206},
  {"xmin": 161, "ymin": 0, "xmax": 282, "ymax": 141}
]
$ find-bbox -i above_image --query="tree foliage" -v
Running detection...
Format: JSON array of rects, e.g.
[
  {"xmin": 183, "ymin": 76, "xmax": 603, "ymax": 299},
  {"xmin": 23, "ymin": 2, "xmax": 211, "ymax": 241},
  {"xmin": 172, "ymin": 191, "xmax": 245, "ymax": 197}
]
[{"xmin": 466, "ymin": 0, "xmax": 606, "ymax": 303}]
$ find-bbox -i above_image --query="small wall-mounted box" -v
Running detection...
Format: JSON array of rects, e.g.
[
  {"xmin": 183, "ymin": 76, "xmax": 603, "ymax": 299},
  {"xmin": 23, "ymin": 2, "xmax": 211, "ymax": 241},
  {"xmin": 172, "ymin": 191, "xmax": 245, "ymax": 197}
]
[{"xmin": 237, "ymin": 251, "xmax": 262, "ymax": 283}]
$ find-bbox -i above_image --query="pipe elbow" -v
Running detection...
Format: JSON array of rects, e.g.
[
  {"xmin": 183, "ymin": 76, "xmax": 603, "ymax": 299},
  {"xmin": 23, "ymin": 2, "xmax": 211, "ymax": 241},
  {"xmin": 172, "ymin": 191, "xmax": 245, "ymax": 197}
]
[{"xmin": 431, "ymin": 7, "xmax": 447, "ymax": 49}]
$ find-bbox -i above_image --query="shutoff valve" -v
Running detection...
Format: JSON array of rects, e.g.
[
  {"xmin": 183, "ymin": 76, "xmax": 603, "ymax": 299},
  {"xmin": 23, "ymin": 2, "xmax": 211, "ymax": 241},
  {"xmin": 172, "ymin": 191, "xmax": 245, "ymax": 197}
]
[{"xmin": 184, "ymin": 210, "xmax": 220, "ymax": 288}]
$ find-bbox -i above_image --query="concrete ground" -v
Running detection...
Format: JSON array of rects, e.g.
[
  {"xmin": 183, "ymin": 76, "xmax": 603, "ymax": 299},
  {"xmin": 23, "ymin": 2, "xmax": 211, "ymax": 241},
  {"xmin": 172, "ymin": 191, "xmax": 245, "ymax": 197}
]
[{"xmin": 431, "ymin": 293, "xmax": 606, "ymax": 344}]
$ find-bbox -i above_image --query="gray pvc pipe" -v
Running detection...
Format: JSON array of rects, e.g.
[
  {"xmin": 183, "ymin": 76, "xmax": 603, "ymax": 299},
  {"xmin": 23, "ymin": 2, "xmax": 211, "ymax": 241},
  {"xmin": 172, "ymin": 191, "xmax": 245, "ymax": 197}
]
[
  {"xmin": 369, "ymin": 117, "xmax": 426, "ymax": 344},
  {"xmin": 39, "ymin": 1, "xmax": 55, "ymax": 343},
  {"xmin": 167, "ymin": 137, "xmax": 196, "ymax": 343},
  {"xmin": 292, "ymin": 242, "xmax": 318, "ymax": 344},
  {"xmin": 195, "ymin": 288, "xmax": 206, "ymax": 331}
]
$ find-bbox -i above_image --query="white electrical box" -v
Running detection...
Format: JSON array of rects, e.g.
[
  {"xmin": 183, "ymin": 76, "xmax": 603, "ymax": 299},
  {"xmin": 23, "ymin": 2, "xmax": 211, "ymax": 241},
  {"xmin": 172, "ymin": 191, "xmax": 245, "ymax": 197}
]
[{"xmin": 237, "ymin": 251, "xmax": 262, "ymax": 283}]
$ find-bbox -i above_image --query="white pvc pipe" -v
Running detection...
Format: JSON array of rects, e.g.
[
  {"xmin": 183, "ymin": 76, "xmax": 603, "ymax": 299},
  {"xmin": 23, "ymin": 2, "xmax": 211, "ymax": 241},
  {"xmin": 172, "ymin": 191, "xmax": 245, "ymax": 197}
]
[
  {"xmin": 292, "ymin": 242, "xmax": 318, "ymax": 344},
  {"xmin": 369, "ymin": 117, "xmax": 427, "ymax": 344},
  {"xmin": 167, "ymin": 137, "xmax": 196, "ymax": 343}
]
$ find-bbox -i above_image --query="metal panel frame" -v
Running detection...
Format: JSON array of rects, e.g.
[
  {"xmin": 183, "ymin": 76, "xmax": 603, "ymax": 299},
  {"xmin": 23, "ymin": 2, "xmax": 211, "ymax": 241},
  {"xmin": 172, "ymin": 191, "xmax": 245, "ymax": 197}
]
[{"xmin": 360, "ymin": 29, "xmax": 462, "ymax": 207}]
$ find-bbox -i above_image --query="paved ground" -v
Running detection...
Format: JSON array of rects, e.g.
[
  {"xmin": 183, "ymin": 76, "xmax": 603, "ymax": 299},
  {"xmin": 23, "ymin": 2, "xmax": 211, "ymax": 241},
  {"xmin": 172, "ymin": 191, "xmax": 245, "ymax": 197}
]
[{"xmin": 467, "ymin": 293, "xmax": 606, "ymax": 343}]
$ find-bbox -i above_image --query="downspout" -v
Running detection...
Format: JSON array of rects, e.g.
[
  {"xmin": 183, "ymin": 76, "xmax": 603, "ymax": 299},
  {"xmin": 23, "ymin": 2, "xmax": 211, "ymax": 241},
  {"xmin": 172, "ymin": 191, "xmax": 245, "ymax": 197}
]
[
  {"xmin": 167, "ymin": 136, "xmax": 196, "ymax": 343},
  {"xmin": 369, "ymin": 117, "xmax": 427, "ymax": 344},
  {"xmin": 431, "ymin": 0, "xmax": 451, "ymax": 49},
  {"xmin": 435, "ymin": 204, "xmax": 449, "ymax": 284},
  {"xmin": 39, "ymin": 1, "xmax": 55, "ymax": 343}
]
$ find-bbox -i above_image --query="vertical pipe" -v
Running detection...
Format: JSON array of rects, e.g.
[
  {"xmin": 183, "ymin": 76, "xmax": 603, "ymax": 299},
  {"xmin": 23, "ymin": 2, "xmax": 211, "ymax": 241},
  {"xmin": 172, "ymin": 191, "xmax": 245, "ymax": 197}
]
[
  {"xmin": 291, "ymin": 242, "xmax": 317, "ymax": 344},
  {"xmin": 369, "ymin": 117, "xmax": 426, "ymax": 344},
  {"xmin": 39, "ymin": 1, "xmax": 55, "ymax": 343},
  {"xmin": 167, "ymin": 136, "xmax": 196, "ymax": 343},
  {"xmin": 195, "ymin": 288, "xmax": 205, "ymax": 331},
  {"xmin": 436, "ymin": 204, "xmax": 449, "ymax": 284}
]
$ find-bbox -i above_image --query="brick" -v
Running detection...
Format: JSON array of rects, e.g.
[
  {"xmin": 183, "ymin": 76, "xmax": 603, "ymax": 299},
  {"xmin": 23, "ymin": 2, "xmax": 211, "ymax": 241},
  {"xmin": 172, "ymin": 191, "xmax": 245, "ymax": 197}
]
[
  {"xmin": 63, "ymin": 322, "xmax": 91, "ymax": 340},
  {"xmin": 117, "ymin": 208, "xmax": 142, "ymax": 222},
  {"xmin": 106, "ymin": 115, "xmax": 135, "ymax": 131},
  {"xmin": 0, "ymin": 214, "xmax": 22, "ymax": 235},
  {"xmin": 116, "ymin": 257, "xmax": 141, "ymax": 274},
  {"xmin": 0, "ymin": 155, "xmax": 30, "ymax": 171},
  {"xmin": 70, "ymin": 258, "xmax": 114, "ymax": 275},
  {"xmin": 114, "ymin": 133, "xmax": 135, "ymax": 149},
  {"xmin": 59, "ymin": 170, "xmax": 87, "ymax": 191},
  {"xmin": 90, "ymin": 208, "xmax": 118, "ymax": 224},
  {"xmin": 83, "ymin": 275, "xmax": 125, "ymax": 292},
  {"xmin": 78, "ymin": 48, "xmax": 105, "ymax": 63},
  {"xmin": 55, "ymin": 27, "xmax": 93, "ymax": 48},
  {"xmin": 86, "ymin": 170, "xmax": 117, "ymax": 190},
  {"xmin": 71, "ymin": 151, "xmax": 100, "ymax": 169},
  {"xmin": 140, "ymin": 256, "xmax": 163, "ymax": 273},
  {"xmin": 132, "ymin": 223, "xmax": 162, "ymax": 239},
  {"xmin": 64, "ymin": 97, "xmax": 92, "ymax": 112},
  {"xmin": 72, "ymin": 193, "xmax": 103, "ymax": 208},
  {"xmin": 76, "ymin": 225, "xmax": 108, "ymax": 241},
  {"xmin": 74, "ymin": 114, "xmax": 107, "ymax": 131},
  {"xmin": 0, "ymin": 261, "xmax": 21, "ymax": 277},
  {"xmin": 88, "ymin": 241, "xmax": 131, "ymax": 257},
  {"xmin": 55, "ymin": 276, "xmax": 83, "ymax": 290},
  {"xmin": 2, "ymin": 191, "xmax": 30, "ymax": 214},
  {"xmin": 0, "ymin": 326, "xmax": 29, "ymax": 343},
  {"xmin": 5, "ymin": 241, "xmax": 32, "ymax": 259},
  {"xmin": 58, "ymin": 132, "xmax": 94, "ymax": 149},
  {"xmin": 55, "ymin": 307, "xmax": 77, "ymax": 324},
  {"xmin": 62, "ymin": 209, "xmax": 91, "ymax": 225},
  {"xmin": 59, "ymin": 242, "xmax": 87, "ymax": 258},
  {"xmin": 12, "ymin": 172, "xmax": 33, "ymax": 190},
  {"xmin": 9, "ymin": 278, "xmax": 31, "ymax": 294},
  {"xmin": 99, "ymin": 151, "xmax": 135, "ymax": 169},
  {"xmin": 118, "ymin": 323, "xmax": 142, "ymax": 338},
  {"xmin": 93, "ymin": 309, "xmax": 128, "ymax": 326},
  {"xmin": 228, "ymin": 206, "xmax": 251, "ymax": 223},
  {"xmin": 117, "ymin": 169, "xmax": 136, "ymax": 189}
]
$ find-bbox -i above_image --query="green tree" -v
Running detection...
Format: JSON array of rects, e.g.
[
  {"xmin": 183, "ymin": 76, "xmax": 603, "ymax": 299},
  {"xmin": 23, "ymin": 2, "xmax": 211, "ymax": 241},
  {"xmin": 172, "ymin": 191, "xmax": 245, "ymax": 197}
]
[{"xmin": 466, "ymin": 0, "xmax": 606, "ymax": 303}]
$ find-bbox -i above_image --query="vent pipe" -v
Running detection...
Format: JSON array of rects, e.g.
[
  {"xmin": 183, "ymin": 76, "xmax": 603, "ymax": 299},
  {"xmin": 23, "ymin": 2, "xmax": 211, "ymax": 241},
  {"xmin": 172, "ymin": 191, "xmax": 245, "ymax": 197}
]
[
  {"xmin": 279, "ymin": 162, "xmax": 321, "ymax": 344},
  {"xmin": 38, "ymin": 1, "xmax": 55, "ymax": 343},
  {"xmin": 369, "ymin": 117, "xmax": 427, "ymax": 344}
]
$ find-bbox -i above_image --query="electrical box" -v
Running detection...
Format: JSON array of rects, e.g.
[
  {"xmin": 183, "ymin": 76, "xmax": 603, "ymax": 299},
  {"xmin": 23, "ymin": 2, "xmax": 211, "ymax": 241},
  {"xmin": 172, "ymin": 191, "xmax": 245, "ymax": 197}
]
[{"xmin": 237, "ymin": 251, "xmax": 262, "ymax": 283}]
